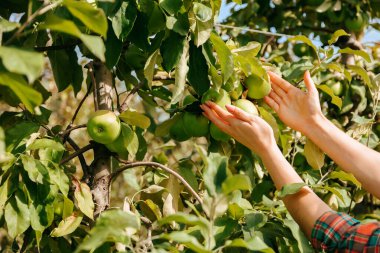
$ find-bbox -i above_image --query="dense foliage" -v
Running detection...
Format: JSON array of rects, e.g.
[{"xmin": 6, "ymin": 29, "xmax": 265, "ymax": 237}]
[{"xmin": 0, "ymin": 0, "xmax": 379, "ymax": 252}]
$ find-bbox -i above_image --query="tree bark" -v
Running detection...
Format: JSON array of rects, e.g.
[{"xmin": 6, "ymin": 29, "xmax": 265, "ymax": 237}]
[{"xmin": 91, "ymin": 61, "xmax": 114, "ymax": 218}]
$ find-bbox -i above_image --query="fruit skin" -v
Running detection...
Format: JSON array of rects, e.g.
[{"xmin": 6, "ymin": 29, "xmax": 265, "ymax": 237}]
[
  {"xmin": 329, "ymin": 82, "xmax": 344, "ymax": 96},
  {"xmin": 223, "ymin": 80, "xmax": 243, "ymax": 100},
  {"xmin": 293, "ymin": 43, "xmax": 311, "ymax": 57},
  {"xmin": 210, "ymin": 123, "xmax": 230, "ymax": 142},
  {"xmin": 105, "ymin": 123, "xmax": 131, "ymax": 159},
  {"xmin": 245, "ymin": 74, "xmax": 271, "ymax": 100},
  {"xmin": 183, "ymin": 112, "xmax": 209, "ymax": 137},
  {"xmin": 201, "ymin": 89, "xmax": 231, "ymax": 109},
  {"xmin": 234, "ymin": 99, "xmax": 258, "ymax": 115},
  {"xmin": 87, "ymin": 110, "xmax": 121, "ymax": 144},
  {"xmin": 169, "ymin": 114, "xmax": 191, "ymax": 142}
]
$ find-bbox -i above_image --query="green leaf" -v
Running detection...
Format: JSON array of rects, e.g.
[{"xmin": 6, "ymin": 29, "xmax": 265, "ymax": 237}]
[
  {"xmin": 258, "ymin": 107, "xmax": 279, "ymax": 141},
  {"xmin": 111, "ymin": 1, "xmax": 137, "ymax": 41},
  {"xmin": 339, "ymin": 48, "xmax": 371, "ymax": 63},
  {"xmin": 49, "ymin": 164, "xmax": 70, "ymax": 196},
  {"xmin": 317, "ymin": 85, "xmax": 342, "ymax": 109},
  {"xmin": 30, "ymin": 203, "xmax": 54, "ymax": 232},
  {"xmin": 159, "ymin": 0, "xmax": 182, "ymax": 15},
  {"xmin": 227, "ymin": 203, "xmax": 244, "ymax": 220},
  {"xmin": 160, "ymin": 31, "xmax": 186, "ymax": 72},
  {"xmin": 289, "ymin": 35, "xmax": 318, "ymax": 57},
  {"xmin": 203, "ymin": 152, "xmax": 228, "ymax": 196},
  {"xmin": 74, "ymin": 182, "xmax": 94, "ymax": 220},
  {"xmin": 162, "ymin": 232, "xmax": 211, "ymax": 253},
  {"xmin": 166, "ymin": 14, "xmax": 190, "ymax": 36},
  {"xmin": 347, "ymin": 65, "xmax": 372, "ymax": 88},
  {"xmin": 148, "ymin": 3, "xmax": 166, "ymax": 34},
  {"xmin": 47, "ymin": 48, "xmax": 83, "ymax": 94},
  {"xmin": 159, "ymin": 213, "xmax": 209, "ymax": 229},
  {"xmin": 28, "ymin": 139, "xmax": 65, "ymax": 151},
  {"xmin": 245, "ymin": 212, "xmax": 267, "ymax": 229},
  {"xmin": 5, "ymin": 191, "xmax": 31, "ymax": 238},
  {"xmin": 329, "ymin": 171, "xmax": 361, "ymax": 188},
  {"xmin": 277, "ymin": 183, "xmax": 307, "ymax": 198},
  {"xmin": 222, "ymin": 174, "xmax": 252, "ymax": 194},
  {"xmin": 105, "ymin": 24, "xmax": 123, "ymax": 69},
  {"xmin": 171, "ymin": 38, "xmax": 189, "ymax": 105},
  {"xmin": 0, "ymin": 46, "xmax": 44, "ymax": 83},
  {"xmin": 328, "ymin": 29, "xmax": 350, "ymax": 45},
  {"xmin": 232, "ymin": 41, "xmax": 261, "ymax": 58},
  {"xmin": 51, "ymin": 212, "xmax": 83, "ymax": 237},
  {"xmin": 188, "ymin": 43, "xmax": 210, "ymax": 96},
  {"xmin": 0, "ymin": 71, "xmax": 42, "ymax": 112},
  {"xmin": 21, "ymin": 155, "xmax": 48, "ymax": 184},
  {"xmin": 225, "ymin": 237, "xmax": 274, "ymax": 252},
  {"xmin": 193, "ymin": 3, "xmax": 212, "ymax": 22},
  {"xmin": 41, "ymin": 15, "xmax": 105, "ymax": 61},
  {"xmin": 76, "ymin": 209, "xmax": 140, "ymax": 252},
  {"xmin": 0, "ymin": 17, "xmax": 20, "ymax": 32},
  {"xmin": 155, "ymin": 114, "xmax": 180, "ymax": 137},
  {"xmin": 144, "ymin": 49, "xmax": 159, "ymax": 89},
  {"xmin": 191, "ymin": 12, "xmax": 213, "ymax": 47},
  {"xmin": 304, "ymin": 138, "xmax": 325, "ymax": 170},
  {"xmin": 63, "ymin": 0, "xmax": 108, "ymax": 37},
  {"xmin": 210, "ymin": 33, "xmax": 234, "ymax": 84},
  {"xmin": 283, "ymin": 219, "xmax": 314, "ymax": 253},
  {"xmin": 119, "ymin": 110, "xmax": 151, "ymax": 129}
]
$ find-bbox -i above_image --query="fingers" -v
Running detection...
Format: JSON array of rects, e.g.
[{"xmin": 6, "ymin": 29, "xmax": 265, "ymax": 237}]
[
  {"xmin": 304, "ymin": 70, "xmax": 318, "ymax": 95},
  {"xmin": 264, "ymin": 96, "xmax": 279, "ymax": 113},
  {"xmin": 225, "ymin": 104, "xmax": 253, "ymax": 122},
  {"xmin": 204, "ymin": 101, "xmax": 234, "ymax": 122},
  {"xmin": 268, "ymin": 90, "xmax": 282, "ymax": 105},
  {"xmin": 268, "ymin": 71, "xmax": 292, "ymax": 93},
  {"xmin": 201, "ymin": 104, "xmax": 230, "ymax": 132},
  {"xmin": 271, "ymin": 81, "xmax": 287, "ymax": 99}
]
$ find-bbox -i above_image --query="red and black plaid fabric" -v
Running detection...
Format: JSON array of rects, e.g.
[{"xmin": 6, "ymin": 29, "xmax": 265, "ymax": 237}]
[{"xmin": 311, "ymin": 211, "xmax": 380, "ymax": 252}]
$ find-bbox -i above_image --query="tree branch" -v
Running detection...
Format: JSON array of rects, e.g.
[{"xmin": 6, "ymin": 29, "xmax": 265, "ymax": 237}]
[
  {"xmin": 34, "ymin": 42, "xmax": 82, "ymax": 52},
  {"xmin": 60, "ymin": 143, "xmax": 94, "ymax": 165},
  {"xmin": 111, "ymin": 160, "xmax": 203, "ymax": 204},
  {"xmin": 62, "ymin": 124, "xmax": 87, "ymax": 137},
  {"xmin": 5, "ymin": 1, "xmax": 62, "ymax": 45},
  {"xmin": 66, "ymin": 136, "xmax": 89, "ymax": 180},
  {"xmin": 70, "ymin": 80, "xmax": 93, "ymax": 126}
]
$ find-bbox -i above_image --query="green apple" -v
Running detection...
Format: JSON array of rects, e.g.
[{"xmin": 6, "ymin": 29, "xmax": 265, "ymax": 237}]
[
  {"xmin": 210, "ymin": 123, "xmax": 230, "ymax": 142},
  {"xmin": 201, "ymin": 88, "xmax": 231, "ymax": 109},
  {"xmin": 245, "ymin": 74, "xmax": 271, "ymax": 100},
  {"xmin": 87, "ymin": 110, "xmax": 121, "ymax": 144},
  {"xmin": 105, "ymin": 123, "xmax": 131, "ymax": 159},
  {"xmin": 169, "ymin": 113, "xmax": 191, "ymax": 142},
  {"xmin": 234, "ymin": 99, "xmax": 258, "ymax": 115},
  {"xmin": 183, "ymin": 112, "xmax": 209, "ymax": 137},
  {"xmin": 293, "ymin": 43, "xmax": 312, "ymax": 57},
  {"xmin": 330, "ymin": 82, "xmax": 344, "ymax": 96}
]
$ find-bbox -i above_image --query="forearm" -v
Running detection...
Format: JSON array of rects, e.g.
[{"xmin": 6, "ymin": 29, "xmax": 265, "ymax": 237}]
[
  {"xmin": 260, "ymin": 146, "xmax": 332, "ymax": 239},
  {"xmin": 304, "ymin": 114, "xmax": 380, "ymax": 199}
]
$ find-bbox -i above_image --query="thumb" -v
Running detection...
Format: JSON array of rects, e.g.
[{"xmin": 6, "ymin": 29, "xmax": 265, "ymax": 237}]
[{"xmin": 304, "ymin": 70, "xmax": 318, "ymax": 95}]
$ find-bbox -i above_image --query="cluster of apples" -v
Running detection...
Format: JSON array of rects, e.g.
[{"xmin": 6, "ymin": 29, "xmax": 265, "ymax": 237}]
[
  {"xmin": 87, "ymin": 110, "xmax": 129, "ymax": 158},
  {"xmin": 169, "ymin": 73, "xmax": 271, "ymax": 142}
]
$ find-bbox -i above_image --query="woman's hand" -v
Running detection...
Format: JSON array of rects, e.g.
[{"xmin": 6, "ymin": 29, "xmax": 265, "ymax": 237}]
[
  {"xmin": 200, "ymin": 101, "xmax": 277, "ymax": 157},
  {"xmin": 264, "ymin": 71, "xmax": 323, "ymax": 134}
]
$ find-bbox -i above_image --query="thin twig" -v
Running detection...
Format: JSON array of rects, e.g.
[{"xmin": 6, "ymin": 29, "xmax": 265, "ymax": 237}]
[
  {"xmin": 62, "ymin": 124, "xmax": 87, "ymax": 137},
  {"xmin": 261, "ymin": 36, "xmax": 275, "ymax": 56},
  {"xmin": 120, "ymin": 83, "xmax": 143, "ymax": 111},
  {"xmin": 70, "ymin": 83, "xmax": 93, "ymax": 126},
  {"xmin": 34, "ymin": 42, "xmax": 82, "ymax": 52},
  {"xmin": 5, "ymin": 1, "xmax": 62, "ymax": 45},
  {"xmin": 215, "ymin": 24, "xmax": 292, "ymax": 38},
  {"xmin": 67, "ymin": 136, "xmax": 89, "ymax": 179},
  {"xmin": 112, "ymin": 160, "xmax": 203, "ymax": 204},
  {"xmin": 60, "ymin": 143, "xmax": 94, "ymax": 165}
]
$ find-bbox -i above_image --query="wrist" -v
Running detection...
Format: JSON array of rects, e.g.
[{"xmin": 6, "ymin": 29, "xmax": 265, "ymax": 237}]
[{"xmin": 302, "ymin": 112, "xmax": 327, "ymax": 137}]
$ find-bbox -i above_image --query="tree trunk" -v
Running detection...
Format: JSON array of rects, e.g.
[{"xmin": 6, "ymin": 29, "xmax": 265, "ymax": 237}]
[{"xmin": 91, "ymin": 61, "xmax": 114, "ymax": 218}]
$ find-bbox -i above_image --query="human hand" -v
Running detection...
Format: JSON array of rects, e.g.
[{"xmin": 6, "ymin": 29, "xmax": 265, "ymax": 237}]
[
  {"xmin": 200, "ymin": 101, "xmax": 277, "ymax": 157},
  {"xmin": 264, "ymin": 71, "xmax": 323, "ymax": 134}
]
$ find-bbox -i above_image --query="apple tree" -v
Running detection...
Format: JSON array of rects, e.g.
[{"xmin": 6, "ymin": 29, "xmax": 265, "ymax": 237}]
[{"xmin": 0, "ymin": 0, "xmax": 379, "ymax": 252}]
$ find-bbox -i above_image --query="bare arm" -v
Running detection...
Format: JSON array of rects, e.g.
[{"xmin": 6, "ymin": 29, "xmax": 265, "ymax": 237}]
[
  {"xmin": 265, "ymin": 71, "xmax": 380, "ymax": 199},
  {"xmin": 201, "ymin": 102, "xmax": 331, "ymax": 238}
]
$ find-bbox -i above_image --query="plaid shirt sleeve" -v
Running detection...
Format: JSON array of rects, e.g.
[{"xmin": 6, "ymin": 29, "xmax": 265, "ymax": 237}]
[{"xmin": 311, "ymin": 211, "xmax": 380, "ymax": 252}]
